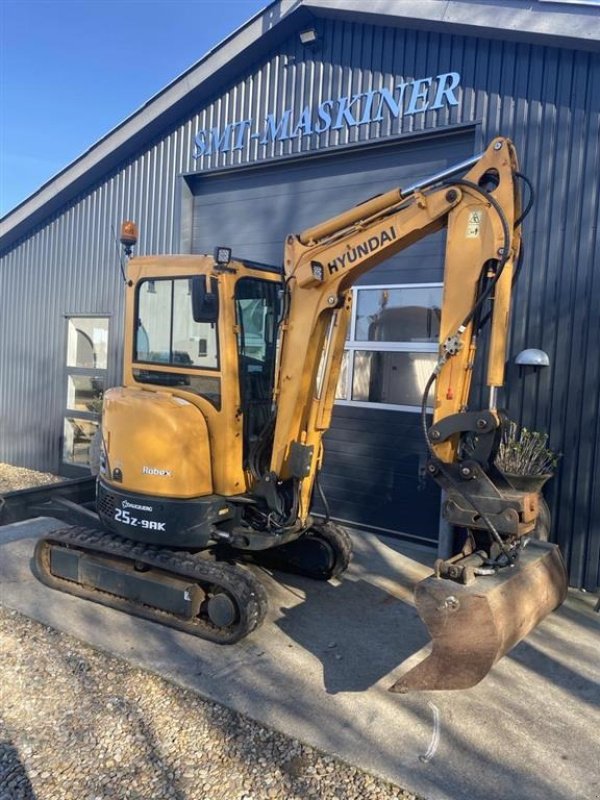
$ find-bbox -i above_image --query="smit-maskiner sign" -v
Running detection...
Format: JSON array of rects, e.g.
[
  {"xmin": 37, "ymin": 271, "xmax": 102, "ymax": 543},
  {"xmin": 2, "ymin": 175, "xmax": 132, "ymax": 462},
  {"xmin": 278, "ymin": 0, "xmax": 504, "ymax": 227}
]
[{"xmin": 193, "ymin": 72, "xmax": 461, "ymax": 159}]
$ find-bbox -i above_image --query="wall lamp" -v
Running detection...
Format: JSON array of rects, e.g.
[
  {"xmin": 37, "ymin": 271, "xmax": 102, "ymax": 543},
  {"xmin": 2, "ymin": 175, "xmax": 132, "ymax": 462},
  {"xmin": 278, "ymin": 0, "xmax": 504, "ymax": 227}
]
[
  {"xmin": 299, "ymin": 27, "xmax": 319, "ymax": 46},
  {"xmin": 515, "ymin": 348, "xmax": 550, "ymax": 376}
]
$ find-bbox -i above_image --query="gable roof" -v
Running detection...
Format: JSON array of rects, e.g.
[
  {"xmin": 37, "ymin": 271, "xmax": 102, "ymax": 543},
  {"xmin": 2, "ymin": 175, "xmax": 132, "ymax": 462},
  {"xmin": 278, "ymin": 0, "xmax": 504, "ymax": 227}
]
[{"xmin": 1, "ymin": 0, "xmax": 598, "ymax": 251}]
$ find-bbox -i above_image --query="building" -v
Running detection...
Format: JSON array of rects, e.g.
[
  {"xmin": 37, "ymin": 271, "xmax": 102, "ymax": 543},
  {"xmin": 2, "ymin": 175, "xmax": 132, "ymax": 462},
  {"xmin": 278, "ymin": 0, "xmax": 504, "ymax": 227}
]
[{"xmin": 1, "ymin": 0, "xmax": 598, "ymax": 590}]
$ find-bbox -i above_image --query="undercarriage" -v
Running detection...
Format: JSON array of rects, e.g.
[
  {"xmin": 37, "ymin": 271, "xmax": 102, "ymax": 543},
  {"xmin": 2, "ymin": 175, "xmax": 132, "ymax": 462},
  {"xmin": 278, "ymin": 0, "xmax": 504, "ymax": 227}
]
[
  {"xmin": 34, "ymin": 526, "xmax": 269, "ymax": 643},
  {"xmin": 34, "ymin": 519, "xmax": 352, "ymax": 642},
  {"xmin": 1, "ymin": 477, "xmax": 352, "ymax": 644}
]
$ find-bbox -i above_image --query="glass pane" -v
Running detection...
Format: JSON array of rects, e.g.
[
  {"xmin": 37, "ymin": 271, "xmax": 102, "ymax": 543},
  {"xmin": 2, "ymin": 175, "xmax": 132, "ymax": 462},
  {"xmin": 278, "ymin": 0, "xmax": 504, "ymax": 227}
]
[
  {"xmin": 67, "ymin": 318, "xmax": 109, "ymax": 368},
  {"xmin": 63, "ymin": 417, "xmax": 98, "ymax": 465},
  {"xmin": 234, "ymin": 278, "xmax": 281, "ymax": 466},
  {"xmin": 235, "ymin": 279, "xmax": 280, "ymax": 365},
  {"xmin": 67, "ymin": 375, "xmax": 104, "ymax": 413},
  {"xmin": 172, "ymin": 279, "xmax": 218, "ymax": 368},
  {"xmin": 335, "ymin": 350, "xmax": 349, "ymax": 400},
  {"xmin": 136, "ymin": 278, "xmax": 218, "ymax": 369},
  {"xmin": 352, "ymin": 351, "xmax": 437, "ymax": 406},
  {"xmin": 132, "ymin": 369, "xmax": 221, "ymax": 410},
  {"xmin": 355, "ymin": 287, "xmax": 442, "ymax": 343},
  {"xmin": 237, "ymin": 299, "xmax": 269, "ymax": 361},
  {"xmin": 137, "ymin": 279, "xmax": 171, "ymax": 362}
]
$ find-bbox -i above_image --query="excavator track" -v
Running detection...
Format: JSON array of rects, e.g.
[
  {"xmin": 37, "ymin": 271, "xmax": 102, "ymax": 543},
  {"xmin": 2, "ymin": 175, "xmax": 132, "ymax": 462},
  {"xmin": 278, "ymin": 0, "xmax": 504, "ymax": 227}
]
[
  {"xmin": 33, "ymin": 526, "xmax": 268, "ymax": 644},
  {"xmin": 237, "ymin": 521, "xmax": 353, "ymax": 580}
]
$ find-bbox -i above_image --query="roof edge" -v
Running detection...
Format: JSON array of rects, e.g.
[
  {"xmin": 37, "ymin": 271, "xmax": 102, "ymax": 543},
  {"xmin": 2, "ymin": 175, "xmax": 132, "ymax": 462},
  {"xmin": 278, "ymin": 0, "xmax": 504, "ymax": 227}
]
[
  {"xmin": 305, "ymin": 0, "xmax": 600, "ymax": 50},
  {"xmin": 2, "ymin": 0, "xmax": 598, "ymax": 251}
]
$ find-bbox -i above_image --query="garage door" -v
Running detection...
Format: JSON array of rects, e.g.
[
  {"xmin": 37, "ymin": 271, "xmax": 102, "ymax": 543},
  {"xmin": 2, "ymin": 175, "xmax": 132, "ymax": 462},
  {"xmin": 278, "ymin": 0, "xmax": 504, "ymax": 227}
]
[{"xmin": 187, "ymin": 129, "xmax": 475, "ymax": 544}]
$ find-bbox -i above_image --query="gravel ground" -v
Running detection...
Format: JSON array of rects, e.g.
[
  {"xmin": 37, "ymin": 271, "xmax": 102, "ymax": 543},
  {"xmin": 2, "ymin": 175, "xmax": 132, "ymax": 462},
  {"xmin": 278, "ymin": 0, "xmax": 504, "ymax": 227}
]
[
  {"xmin": 0, "ymin": 608, "xmax": 419, "ymax": 800},
  {"xmin": 0, "ymin": 462, "xmax": 420, "ymax": 800},
  {"xmin": 0, "ymin": 463, "xmax": 61, "ymax": 494}
]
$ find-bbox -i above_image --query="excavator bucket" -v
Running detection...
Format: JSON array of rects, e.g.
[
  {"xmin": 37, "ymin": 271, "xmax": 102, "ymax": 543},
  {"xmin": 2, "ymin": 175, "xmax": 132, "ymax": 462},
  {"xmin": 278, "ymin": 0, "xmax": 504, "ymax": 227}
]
[{"xmin": 390, "ymin": 540, "xmax": 568, "ymax": 692}]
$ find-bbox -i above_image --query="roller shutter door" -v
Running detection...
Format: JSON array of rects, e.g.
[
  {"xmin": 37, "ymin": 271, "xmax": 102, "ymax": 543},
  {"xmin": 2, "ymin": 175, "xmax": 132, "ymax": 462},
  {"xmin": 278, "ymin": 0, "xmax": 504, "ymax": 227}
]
[{"xmin": 188, "ymin": 129, "xmax": 475, "ymax": 544}]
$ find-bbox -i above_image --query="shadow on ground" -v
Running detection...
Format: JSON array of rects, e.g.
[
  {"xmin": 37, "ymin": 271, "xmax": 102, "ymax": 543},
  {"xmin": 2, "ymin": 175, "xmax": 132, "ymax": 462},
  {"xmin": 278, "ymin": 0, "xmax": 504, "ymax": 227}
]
[
  {"xmin": 274, "ymin": 572, "xmax": 428, "ymax": 694},
  {"xmin": 0, "ymin": 738, "xmax": 37, "ymax": 800}
]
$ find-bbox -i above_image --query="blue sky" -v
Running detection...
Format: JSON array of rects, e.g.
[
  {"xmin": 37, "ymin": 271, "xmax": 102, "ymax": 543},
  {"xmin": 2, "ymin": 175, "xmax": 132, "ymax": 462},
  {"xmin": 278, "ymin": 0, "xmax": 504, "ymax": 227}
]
[{"xmin": 0, "ymin": 0, "xmax": 268, "ymax": 217}]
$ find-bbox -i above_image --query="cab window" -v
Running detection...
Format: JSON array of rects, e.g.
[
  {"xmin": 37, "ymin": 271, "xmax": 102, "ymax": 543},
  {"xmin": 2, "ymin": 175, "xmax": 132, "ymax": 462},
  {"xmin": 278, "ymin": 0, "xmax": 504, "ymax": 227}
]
[
  {"xmin": 235, "ymin": 277, "xmax": 281, "ymax": 463},
  {"xmin": 135, "ymin": 278, "xmax": 218, "ymax": 370}
]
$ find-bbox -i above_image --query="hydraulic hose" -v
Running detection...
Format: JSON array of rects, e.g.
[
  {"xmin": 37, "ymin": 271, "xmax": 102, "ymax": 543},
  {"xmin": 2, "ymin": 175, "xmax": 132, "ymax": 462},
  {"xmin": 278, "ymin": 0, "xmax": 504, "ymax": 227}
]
[
  {"xmin": 420, "ymin": 372, "xmax": 514, "ymax": 562},
  {"xmin": 419, "ymin": 173, "xmax": 529, "ymax": 564},
  {"xmin": 514, "ymin": 171, "xmax": 535, "ymax": 229},
  {"xmin": 474, "ymin": 170, "xmax": 534, "ymax": 329},
  {"xmin": 510, "ymin": 172, "xmax": 535, "ymax": 288},
  {"xmin": 446, "ymin": 178, "xmax": 511, "ymax": 331},
  {"xmin": 315, "ymin": 472, "xmax": 331, "ymax": 523}
]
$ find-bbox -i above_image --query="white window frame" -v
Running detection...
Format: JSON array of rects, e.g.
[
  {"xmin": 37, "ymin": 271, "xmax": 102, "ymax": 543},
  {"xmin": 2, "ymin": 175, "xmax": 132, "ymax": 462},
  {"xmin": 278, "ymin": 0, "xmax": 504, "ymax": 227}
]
[
  {"xmin": 336, "ymin": 282, "xmax": 442, "ymax": 413},
  {"xmin": 62, "ymin": 314, "xmax": 110, "ymax": 469}
]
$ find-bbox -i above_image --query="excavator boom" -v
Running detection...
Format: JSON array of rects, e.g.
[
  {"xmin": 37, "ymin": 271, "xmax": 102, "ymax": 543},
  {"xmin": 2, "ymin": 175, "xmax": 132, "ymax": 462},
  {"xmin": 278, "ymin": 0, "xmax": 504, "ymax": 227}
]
[{"xmin": 270, "ymin": 138, "xmax": 521, "ymax": 509}]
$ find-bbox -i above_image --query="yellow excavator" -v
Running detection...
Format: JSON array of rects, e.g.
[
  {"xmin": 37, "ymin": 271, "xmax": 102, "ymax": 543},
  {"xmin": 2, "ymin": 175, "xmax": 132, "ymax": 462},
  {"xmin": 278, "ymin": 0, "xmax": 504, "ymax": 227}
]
[{"xmin": 32, "ymin": 137, "xmax": 568, "ymax": 691}]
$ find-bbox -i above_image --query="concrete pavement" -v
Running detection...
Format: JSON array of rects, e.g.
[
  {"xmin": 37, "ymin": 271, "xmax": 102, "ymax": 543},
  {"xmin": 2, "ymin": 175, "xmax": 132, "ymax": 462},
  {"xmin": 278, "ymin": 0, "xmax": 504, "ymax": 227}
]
[{"xmin": 0, "ymin": 517, "xmax": 598, "ymax": 800}]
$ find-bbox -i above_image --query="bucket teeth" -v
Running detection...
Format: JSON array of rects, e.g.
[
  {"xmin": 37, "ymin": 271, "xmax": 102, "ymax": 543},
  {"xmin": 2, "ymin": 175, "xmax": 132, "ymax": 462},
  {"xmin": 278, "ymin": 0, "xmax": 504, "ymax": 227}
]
[{"xmin": 390, "ymin": 540, "xmax": 568, "ymax": 692}]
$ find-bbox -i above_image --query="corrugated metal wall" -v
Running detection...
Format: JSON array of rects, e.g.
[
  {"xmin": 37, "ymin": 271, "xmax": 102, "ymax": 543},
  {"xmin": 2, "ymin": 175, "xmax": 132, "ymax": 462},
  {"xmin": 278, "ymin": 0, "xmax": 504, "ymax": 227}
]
[{"xmin": 1, "ymin": 19, "xmax": 598, "ymax": 589}]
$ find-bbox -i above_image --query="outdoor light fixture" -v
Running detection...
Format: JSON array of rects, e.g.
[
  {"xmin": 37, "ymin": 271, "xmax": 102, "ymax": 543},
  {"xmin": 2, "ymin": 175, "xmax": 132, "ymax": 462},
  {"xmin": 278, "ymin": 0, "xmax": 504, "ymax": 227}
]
[
  {"xmin": 120, "ymin": 220, "xmax": 138, "ymax": 257},
  {"xmin": 515, "ymin": 348, "xmax": 550, "ymax": 368},
  {"xmin": 214, "ymin": 246, "xmax": 232, "ymax": 267},
  {"xmin": 515, "ymin": 348, "xmax": 550, "ymax": 377},
  {"xmin": 299, "ymin": 27, "xmax": 318, "ymax": 45}
]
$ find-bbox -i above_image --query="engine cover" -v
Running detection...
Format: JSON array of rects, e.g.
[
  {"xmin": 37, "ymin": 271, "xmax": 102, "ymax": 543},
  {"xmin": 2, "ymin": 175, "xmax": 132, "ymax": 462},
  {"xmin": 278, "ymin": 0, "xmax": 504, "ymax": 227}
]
[{"xmin": 101, "ymin": 387, "xmax": 213, "ymax": 499}]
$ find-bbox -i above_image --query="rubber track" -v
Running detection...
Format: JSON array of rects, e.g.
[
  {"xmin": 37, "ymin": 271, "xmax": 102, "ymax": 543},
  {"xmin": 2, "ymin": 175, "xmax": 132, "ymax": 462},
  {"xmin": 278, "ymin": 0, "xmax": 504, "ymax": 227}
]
[
  {"xmin": 240, "ymin": 521, "xmax": 353, "ymax": 581},
  {"xmin": 33, "ymin": 526, "xmax": 269, "ymax": 644},
  {"xmin": 308, "ymin": 521, "xmax": 353, "ymax": 578}
]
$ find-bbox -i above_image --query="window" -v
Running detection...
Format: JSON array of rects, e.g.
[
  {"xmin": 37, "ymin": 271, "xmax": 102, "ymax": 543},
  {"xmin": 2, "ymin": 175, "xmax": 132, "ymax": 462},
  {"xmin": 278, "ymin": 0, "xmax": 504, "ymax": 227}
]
[
  {"xmin": 66, "ymin": 316, "xmax": 109, "ymax": 369},
  {"xmin": 337, "ymin": 284, "xmax": 442, "ymax": 411},
  {"xmin": 235, "ymin": 277, "xmax": 281, "ymax": 463},
  {"xmin": 63, "ymin": 316, "xmax": 109, "ymax": 467},
  {"xmin": 355, "ymin": 286, "xmax": 441, "ymax": 343},
  {"xmin": 135, "ymin": 278, "xmax": 218, "ymax": 369},
  {"xmin": 133, "ymin": 277, "xmax": 221, "ymax": 408},
  {"xmin": 132, "ymin": 370, "xmax": 222, "ymax": 409}
]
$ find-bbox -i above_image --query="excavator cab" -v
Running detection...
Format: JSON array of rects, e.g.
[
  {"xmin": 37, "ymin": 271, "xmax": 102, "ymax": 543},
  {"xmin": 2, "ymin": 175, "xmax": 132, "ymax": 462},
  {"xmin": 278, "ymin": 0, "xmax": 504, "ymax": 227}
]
[
  {"xmin": 33, "ymin": 137, "xmax": 568, "ymax": 688},
  {"xmin": 96, "ymin": 255, "xmax": 286, "ymax": 549}
]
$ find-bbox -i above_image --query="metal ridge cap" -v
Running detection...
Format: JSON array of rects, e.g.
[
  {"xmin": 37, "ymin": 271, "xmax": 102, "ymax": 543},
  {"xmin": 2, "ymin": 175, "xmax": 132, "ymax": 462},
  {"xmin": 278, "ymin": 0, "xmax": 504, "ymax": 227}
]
[
  {"xmin": 303, "ymin": 0, "xmax": 600, "ymax": 43},
  {"xmin": 0, "ymin": 0, "xmax": 302, "ymax": 241}
]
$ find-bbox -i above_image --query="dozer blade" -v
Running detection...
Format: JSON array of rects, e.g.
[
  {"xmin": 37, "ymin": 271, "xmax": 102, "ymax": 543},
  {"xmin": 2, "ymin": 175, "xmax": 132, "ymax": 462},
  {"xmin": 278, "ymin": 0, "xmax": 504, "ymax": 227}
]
[{"xmin": 390, "ymin": 540, "xmax": 568, "ymax": 692}]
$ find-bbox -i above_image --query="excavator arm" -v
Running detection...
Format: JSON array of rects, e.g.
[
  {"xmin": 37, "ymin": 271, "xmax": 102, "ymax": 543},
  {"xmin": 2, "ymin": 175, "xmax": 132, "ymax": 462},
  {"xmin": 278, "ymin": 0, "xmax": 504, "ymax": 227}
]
[
  {"xmin": 267, "ymin": 137, "xmax": 567, "ymax": 690},
  {"xmin": 271, "ymin": 138, "xmax": 520, "ymax": 510}
]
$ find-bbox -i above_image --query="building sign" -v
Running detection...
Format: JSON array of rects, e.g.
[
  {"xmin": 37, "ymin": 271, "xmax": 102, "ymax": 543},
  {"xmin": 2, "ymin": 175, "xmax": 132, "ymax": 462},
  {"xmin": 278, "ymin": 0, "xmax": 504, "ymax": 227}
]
[{"xmin": 193, "ymin": 72, "xmax": 461, "ymax": 160}]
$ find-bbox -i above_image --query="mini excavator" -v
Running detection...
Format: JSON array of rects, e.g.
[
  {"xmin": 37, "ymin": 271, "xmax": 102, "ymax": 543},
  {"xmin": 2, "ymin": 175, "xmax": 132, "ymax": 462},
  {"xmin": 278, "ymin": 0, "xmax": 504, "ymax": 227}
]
[{"xmin": 31, "ymin": 137, "xmax": 568, "ymax": 691}]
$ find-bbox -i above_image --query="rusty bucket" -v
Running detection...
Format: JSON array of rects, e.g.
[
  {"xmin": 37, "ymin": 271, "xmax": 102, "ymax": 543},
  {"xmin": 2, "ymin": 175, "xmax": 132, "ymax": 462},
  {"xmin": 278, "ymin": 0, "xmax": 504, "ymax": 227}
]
[{"xmin": 390, "ymin": 540, "xmax": 568, "ymax": 692}]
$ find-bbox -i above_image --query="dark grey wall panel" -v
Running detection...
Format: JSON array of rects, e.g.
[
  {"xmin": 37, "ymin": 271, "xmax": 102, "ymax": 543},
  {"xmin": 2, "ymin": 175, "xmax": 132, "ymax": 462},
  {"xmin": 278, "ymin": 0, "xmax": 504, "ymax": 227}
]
[
  {"xmin": 317, "ymin": 406, "xmax": 440, "ymax": 544},
  {"xmin": 0, "ymin": 17, "xmax": 598, "ymax": 586},
  {"xmin": 189, "ymin": 129, "xmax": 474, "ymax": 274}
]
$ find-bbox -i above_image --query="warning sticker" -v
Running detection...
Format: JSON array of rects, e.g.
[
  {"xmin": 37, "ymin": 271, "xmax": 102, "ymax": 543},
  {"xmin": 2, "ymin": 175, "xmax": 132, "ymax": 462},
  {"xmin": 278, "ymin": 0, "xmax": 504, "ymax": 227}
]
[{"xmin": 466, "ymin": 210, "xmax": 481, "ymax": 238}]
